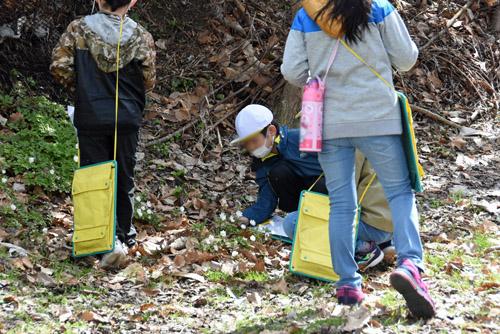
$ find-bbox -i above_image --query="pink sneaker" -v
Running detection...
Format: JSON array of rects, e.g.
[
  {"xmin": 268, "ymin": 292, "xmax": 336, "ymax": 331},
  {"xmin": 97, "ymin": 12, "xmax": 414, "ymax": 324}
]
[
  {"xmin": 337, "ymin": 286, "xmax": 365, "ymax": 306},
  {"xmin": 390, "ymin": 259, "xmax": 436, "ymax": 318}
]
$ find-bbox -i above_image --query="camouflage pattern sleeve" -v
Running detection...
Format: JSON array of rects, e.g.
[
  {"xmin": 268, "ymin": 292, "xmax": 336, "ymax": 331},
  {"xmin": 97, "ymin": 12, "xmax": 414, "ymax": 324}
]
[
  {"xmin": 50, "ymin": 20, "xmax": 78, "ymax": 92},
  {"xmin": 140, "ymin": 31, "xmax": 156, "ymax": 93}
]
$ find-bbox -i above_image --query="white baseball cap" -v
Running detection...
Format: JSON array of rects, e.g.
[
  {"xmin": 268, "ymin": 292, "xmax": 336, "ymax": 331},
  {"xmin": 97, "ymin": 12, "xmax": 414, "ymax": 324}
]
[{"xmin": 231, "ymin": 104, "xmax": 274, "ymax": 144}]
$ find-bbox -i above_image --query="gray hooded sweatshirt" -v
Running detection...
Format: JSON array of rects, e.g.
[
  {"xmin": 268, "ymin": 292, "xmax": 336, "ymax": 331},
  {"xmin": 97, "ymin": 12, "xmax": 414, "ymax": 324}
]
[{"xmin": 281, "ymin": 0, "xmax": 418, "ymax": 139}]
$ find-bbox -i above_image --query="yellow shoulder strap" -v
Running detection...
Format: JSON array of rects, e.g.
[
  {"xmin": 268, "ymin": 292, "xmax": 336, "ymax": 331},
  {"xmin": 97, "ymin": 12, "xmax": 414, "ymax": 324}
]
[
  {"xmin": 341, "ymin": 39, "xmax": 425, "ymax": 178},
  {"xmin": 307, "ymin": 172, "xmax": 375, "ymax": 205},
  {"xmin": 308, "ymin": 173, "xmax": 324, "ymax": 191},
  {"xmin": 339, "ymin": 40, "xmax": 392, "ymax": 90},
  {"xmin": 114, "ymin": 19, "xmax": 124, "ymax": 161},
  {"xmin": 358, "ymin": 174, "xmax": 376, "ymax": 205}
]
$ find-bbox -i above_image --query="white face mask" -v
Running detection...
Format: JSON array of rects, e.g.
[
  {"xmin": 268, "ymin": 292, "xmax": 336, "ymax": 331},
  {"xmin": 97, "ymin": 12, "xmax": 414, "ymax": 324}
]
[{"xmin": 250, "ymin": 132, "xmax": 275, "ymax": 159}]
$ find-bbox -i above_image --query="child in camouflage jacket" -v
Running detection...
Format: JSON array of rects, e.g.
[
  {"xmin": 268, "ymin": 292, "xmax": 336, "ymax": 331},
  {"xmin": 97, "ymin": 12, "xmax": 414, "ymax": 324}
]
[{"xmin": 50, "ymin": 0, "xmax": 155, "ymax": 269}]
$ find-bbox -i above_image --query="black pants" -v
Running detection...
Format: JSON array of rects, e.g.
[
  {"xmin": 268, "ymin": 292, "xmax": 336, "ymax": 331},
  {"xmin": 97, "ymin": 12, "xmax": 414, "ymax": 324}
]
[
  {"xmin": 78, "ymin": 131, "xmax": 139, "ymax": 248},
  {"xmin": 268, "ymin": 163, "xmax": 328, "ymax": 213}
]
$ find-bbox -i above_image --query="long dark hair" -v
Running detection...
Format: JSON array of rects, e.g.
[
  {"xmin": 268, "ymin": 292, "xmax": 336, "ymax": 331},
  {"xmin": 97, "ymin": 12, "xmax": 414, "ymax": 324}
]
[{"xmin": 316, "ymin": 0, "xmax": 372, "ymax": 44}]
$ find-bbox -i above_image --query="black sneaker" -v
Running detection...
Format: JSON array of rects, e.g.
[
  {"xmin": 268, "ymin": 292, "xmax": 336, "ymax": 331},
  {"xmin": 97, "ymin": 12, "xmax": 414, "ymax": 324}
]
[{"xmin": 355, "ymin": 241, "xmax": 384, "ymax": 271}]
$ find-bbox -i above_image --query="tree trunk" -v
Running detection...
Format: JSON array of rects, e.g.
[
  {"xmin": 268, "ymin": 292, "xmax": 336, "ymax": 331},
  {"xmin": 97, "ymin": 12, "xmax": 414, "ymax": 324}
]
[
  {"xmin": 266, "ymin": 0, "xmax": 303, "ymax": 128},
  {"xmin": 267, "ymin": 78, "xmax": 302, "ymax": 128}
]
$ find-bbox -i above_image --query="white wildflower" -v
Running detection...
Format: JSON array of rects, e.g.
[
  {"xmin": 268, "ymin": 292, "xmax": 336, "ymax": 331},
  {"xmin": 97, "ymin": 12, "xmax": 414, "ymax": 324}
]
[
  {"xmin": 220, "ymin": 230, "xmax": 226, "ymax": 237},
  {"xmin": 10, "ymin": 204, "xmax": 16, "ymax": 211},
  {"xmin": 28, "ymin": 157, "xmax": 35, "ymax": 164},
  {"xmin": 141, "ymin": 205, "xmax": 146, "ymax": 211},
  {"xmin": 235, "ymin": 210, "xmax": 243, "ymax": 218},
  {"xmin": 250, "ymin": 220, "xmax": 256, "ymax": 226},
  {"xmin": 250, "ymin": 235, "xmax": 256, "ymax": 242},
  {"xmin": 240, "ymin": 224, "xmax": 246, "ymax": 230},
  {"xmin": 73, "ymin": 155, "xmax": 78, "ymax": 162},
  {"xmin": 213, "ymin": 245, "xmax": 219, "ymax": 251},
  {"xmin": 219, "ymin": 212, "xmax": 226, "ymax": 221},
  {"xmin": 1, "ymin": 170, "xmax": 5, "ymax": 174},
  {"xmin": 179, "ymin": 206, "xmax": 185, "ymax": 213},
  {"xmin": 270, "ymin": 220, "xmax": 275, "ymax": 226},
  {"xmin": 137, "ymin": 209, "xmax": 143, "ymax": 217},
  {"xmin": 135, "ymin": 196, "xmax": 141, "ymax": 202},
  {"xmin": 49, "ymin": 169, "xmax": 55, "ymax": 175},
  {"xmin": 2, "ymin": 177, "xmax": 7, "ymax": 183},
  {"xmin": 229, "ymin": 216, "xmax": 235, "ymax": 223},
  {"xmin": 147, "ymin": 209, "xmax": 152, "ymax": 215},
  {"xmin": 231, "ymin": 250, "xmax": 239, "ymax": 257},
  {"xmin": 75, "ymin": 143, "xmax": 79, "ymax": 149},
  {"xmin": 146, "ymin": 201, "xmax": 152, "ymax": 208}
]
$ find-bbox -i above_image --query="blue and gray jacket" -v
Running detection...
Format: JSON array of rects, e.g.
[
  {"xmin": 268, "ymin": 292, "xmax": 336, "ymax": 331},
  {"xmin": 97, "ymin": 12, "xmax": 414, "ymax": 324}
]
[
  {"xmin": 281, "ymin": 0, "xmax": 418, "ymax": 140},
  {"xmin": 242, "ymin": 126, "xmax": 323, "ymax": 224}
]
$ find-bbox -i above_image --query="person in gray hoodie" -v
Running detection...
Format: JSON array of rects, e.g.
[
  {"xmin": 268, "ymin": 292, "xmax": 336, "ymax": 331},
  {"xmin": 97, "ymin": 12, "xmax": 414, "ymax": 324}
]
[{"xmin": 281, "ymin": 0, "xmax": 435, "ymax": 318}]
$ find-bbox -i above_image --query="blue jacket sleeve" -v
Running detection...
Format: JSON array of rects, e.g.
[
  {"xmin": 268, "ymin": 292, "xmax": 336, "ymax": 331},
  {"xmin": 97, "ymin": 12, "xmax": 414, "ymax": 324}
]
[{"xmin": 242, "ymin": 168, "xmax": 278, "ymax": 224}]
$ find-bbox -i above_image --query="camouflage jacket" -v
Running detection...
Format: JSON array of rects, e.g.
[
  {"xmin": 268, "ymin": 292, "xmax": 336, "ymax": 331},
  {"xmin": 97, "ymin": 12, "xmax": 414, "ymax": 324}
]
[
  {"xmin": 50, "ymin": 12, "xmax": 156, "ymax": 135},
  {"xmin": 50, "ymin": 12, "xmax": 156, "ymax": 92}
]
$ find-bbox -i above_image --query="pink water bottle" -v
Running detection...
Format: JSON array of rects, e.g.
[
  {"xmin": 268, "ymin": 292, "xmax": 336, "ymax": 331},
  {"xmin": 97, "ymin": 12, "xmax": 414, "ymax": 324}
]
[{"xmin": 299, "ymin": 78, "xmax": 325, "ymax": 152}]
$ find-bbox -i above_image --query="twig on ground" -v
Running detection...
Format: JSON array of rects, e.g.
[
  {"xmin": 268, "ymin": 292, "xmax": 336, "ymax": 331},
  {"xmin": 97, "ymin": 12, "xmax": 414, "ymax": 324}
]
[{"xmin": 410, "ymin": 104, "xmax": 463, "ymax": 129}]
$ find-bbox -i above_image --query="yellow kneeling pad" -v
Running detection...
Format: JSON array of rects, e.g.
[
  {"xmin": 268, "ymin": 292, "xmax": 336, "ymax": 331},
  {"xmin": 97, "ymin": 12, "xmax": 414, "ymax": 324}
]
[
  {"xmin": 72, "ymin": 160, "xmax": 117, "ymax": 257},
  {"xmin": 289, "ymin": 190, "xmax": 360, "ymax": 283}
]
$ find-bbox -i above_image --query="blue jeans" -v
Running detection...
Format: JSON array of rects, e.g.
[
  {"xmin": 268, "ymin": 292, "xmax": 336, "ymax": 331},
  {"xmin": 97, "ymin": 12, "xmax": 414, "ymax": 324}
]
[
  {"xmin": 318, "ymin": 135, "xmax": 423, "ymax": 289},
  {"xmin": 283, "ymin": 211, "xmax": 393, "ymax": 250}
]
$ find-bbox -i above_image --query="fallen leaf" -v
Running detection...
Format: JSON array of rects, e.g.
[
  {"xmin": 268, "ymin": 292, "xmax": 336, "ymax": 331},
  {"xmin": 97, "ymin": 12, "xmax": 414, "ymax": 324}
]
[
  {"xmin": 11, "ymin": 258, "xmax": 24, "ymax": 271},
  {"xmin": 197, "ymin": 30, "xmax": 213, "ymax": 44},
  {"xmin": 77, "ymin": 310, "xmax": 94, "ymax": 322},
  {"xmin": 58, "ymin": 305, "xmax": 72, "ymax": 322},
  {"xmin": 475, "ymin": 220, "xmax": 498, "ymax": 233},
  {"xmin": 21, "ymin": 256, "xmax": 33, "ymax": 270},
  {"xmin": 252, "ymin": 260, "xmax": 266, "ymax": 272},
  {"xmin": 342, "ymin": 306, "xmax": 372, "ymax": 331},
  {"xmin": 0, "ymin": 229, "xmax": 10, "ymax": 241},
  {"xmin": 175, "ymin": 109, "xmax": 191, "ymax": 122},
  {"xmin": 450, "ymin": 135, "xmax": 467, "ymax": 149},
  {"xmin": 37, "ymin": 272, "xmax": 56, "ymax": 288},
  {"xmin": 142, "ymin": 288, "xmax": 161, "ymax": 297},
  {"xmin": 8, "ymin": 112, "xmax": 23, "ymax": 123},
  {"xmin": 474, "ymin": 282, "xmax": 500, "ymax": 293},
  {"xmin": 271, "ymin": 278, "xmax": 288, "ymax": 294},
  {"xmin": 140, "ymin": 303, "xmax": 155, "ymax": 312},
  {"xmin": 247, "ymin": 292, "xmax": 262, "ymax": 305}
]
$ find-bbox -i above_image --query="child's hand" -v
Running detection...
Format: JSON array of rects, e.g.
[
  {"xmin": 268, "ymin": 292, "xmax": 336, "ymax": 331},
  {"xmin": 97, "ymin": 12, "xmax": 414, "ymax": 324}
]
[{"xmin": 239, "ymin": 216, "xmax": 250, "ymax": 226}]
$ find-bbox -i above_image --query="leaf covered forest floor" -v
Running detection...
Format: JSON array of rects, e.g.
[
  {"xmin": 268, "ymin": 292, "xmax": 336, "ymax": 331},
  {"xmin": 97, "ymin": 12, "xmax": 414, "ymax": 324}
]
[
  {"xmin": 1, "ymin": 96, "xmax": 499, "ymax": 334},
  {"xmin": 1, "ymin": 0, "xmax": 500, "ymax": 333}
]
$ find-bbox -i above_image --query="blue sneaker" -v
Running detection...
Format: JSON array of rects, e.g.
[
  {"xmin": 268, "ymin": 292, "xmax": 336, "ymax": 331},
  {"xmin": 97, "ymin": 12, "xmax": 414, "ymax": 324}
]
[
  {"xmin": 355, "ymin": 241, "xmax": 384, "ymax": 271},
  {"xmin": 379, "ymin": 239, "xmax": 396, "ymax": 261},
  {"xmin": 390, "ymin": 259, "xmax": 436, "ymax": 318}
]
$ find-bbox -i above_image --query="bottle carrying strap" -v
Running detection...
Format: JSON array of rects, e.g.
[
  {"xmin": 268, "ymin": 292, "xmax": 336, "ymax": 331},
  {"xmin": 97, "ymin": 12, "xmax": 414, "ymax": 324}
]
[{"xmin": 320, "ymin": 38, "xmax": 341, "ymax": 84}]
